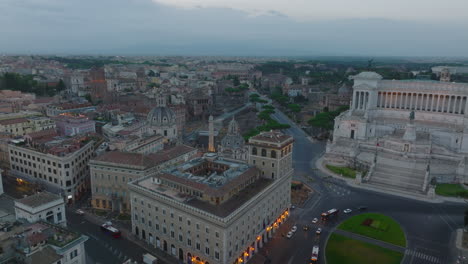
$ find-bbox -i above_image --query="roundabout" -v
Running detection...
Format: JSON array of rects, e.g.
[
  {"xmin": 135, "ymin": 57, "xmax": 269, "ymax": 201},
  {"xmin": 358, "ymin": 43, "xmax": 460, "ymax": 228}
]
[{"xmin": 325, "ymin": 213, "xmax": 406, "ymax": 264}]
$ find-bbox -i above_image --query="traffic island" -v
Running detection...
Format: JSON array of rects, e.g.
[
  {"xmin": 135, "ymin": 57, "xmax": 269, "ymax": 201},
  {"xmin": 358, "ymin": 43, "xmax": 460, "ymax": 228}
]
[
  {"xmin": 326, "ymin": 233, "xmax": 404, "ymax": 264},
  {"xmin": 337, "ymin": 213, "xmax": 407, "ymax": 247},
  {"xmin": 325, "ymin": 213, "xmax": 406, "ymax": 264}
]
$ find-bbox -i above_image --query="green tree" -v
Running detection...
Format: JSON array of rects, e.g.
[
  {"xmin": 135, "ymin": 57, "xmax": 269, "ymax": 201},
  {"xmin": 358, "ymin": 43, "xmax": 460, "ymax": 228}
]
[
  {"xmin": 233, "ymin": 76, "xmax": 240, "ymax": 86},
  {"xmin": 57, "ymin": 79, "xmax": 66, "ymax": 91},
  {"xmin": 288, "ymin": 103, "xmax": 302, "ymax": 113},
  {"xmin": 148, "ymin": 70, "xmax": 156, "ymax": 77}
]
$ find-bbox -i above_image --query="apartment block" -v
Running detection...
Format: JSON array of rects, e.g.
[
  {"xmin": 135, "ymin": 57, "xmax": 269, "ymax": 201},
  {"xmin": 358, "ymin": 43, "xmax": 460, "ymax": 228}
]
[
  {"xmin": 89, "ymin": 145, "xmax": 197, "ymax": 213},
  {"xmin": 8, "ymin": 135, "xmax": 95, "ymax": 203},
  {"xmin": 128, "ymin": 131, "xmax": 294, "ymax": 264}
]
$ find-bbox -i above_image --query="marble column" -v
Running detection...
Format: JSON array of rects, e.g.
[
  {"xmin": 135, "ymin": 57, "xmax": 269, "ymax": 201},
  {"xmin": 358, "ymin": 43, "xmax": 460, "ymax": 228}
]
[
  {"xmin": 353, "ymin": 91, "xmax": 357, "ymax": 109},
  {"xmin": 447, "ymin": 95, "xmax": 452, "ymax": 113},
  {"xmin": 436, "ymin": 94, "xmax": 441, "ymax": 112}
]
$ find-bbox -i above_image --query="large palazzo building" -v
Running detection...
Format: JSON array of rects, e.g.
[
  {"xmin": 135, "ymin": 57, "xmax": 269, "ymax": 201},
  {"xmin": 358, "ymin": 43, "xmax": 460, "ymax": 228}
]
[
  {"xmin": 326, "ymin": 72, "xmax": 468, "ymax": 194},
  {"xmin": 128, "ymin": 131, "xmax": 294, "ymax": 264}
]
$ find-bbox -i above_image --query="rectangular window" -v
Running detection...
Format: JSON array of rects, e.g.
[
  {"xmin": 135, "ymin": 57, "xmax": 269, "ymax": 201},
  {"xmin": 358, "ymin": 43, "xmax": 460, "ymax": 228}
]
[
  {"xmin": 205, "ymin": 247, "xmax": 210, "ymax": 255},
  {"xmin": 196, "ymin": 242, "xmax": 200, "ymax": 250},
  {"xmin": 215, "ymin": 251, "xmax": 220, "ymax": 260},
  {"xmin": 187, "ymin": 238, "xmax": 192, "ymax": 246}
]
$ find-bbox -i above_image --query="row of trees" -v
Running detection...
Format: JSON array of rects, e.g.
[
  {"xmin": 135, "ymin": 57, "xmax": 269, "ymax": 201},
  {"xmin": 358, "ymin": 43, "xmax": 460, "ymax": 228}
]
[
  {"xmin": 0, "ymin": 73, "xmax": 65, "ymax": 97},
  {"xmin": 308, "ymin": 106, "xmax": 349, "ymax": 130},
  {"xmin": 243, "ymin": 104, "xmax": 291, "ymax": 140}
]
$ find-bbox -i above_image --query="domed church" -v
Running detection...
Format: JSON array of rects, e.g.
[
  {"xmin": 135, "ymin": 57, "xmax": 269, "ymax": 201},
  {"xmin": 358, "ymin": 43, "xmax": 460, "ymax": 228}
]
[
  {"xmin": 142, "ymin": 106, "xmax": 178, "ymax": 142},
  {"xmin": 218, "ymin": 117, "xmax": 248, "ymax": 160}
]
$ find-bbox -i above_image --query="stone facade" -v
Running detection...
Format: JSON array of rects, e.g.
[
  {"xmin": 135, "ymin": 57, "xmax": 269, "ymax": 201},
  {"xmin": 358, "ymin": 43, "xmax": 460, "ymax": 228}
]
[
  {"xmin": 8, "ymin": 139, "xmax": 94, "ymax": 203},
  {"xmin": 218, "ymin": 118, "xmax": 248, "ymax": 161},
  {"xmin": 14, "ymin": 191, "xmax": 66, "ymax": 226},
  {"xmin": 128, "ymin": 131, "xmax": 293, "ymax": 264},
  {"xmin": 89, "ymin": 145, "xmax": 197, "ymax": 213},
  {"xmin": 327, "ymin": 72, "xmax": 468, "ymax": 192}
]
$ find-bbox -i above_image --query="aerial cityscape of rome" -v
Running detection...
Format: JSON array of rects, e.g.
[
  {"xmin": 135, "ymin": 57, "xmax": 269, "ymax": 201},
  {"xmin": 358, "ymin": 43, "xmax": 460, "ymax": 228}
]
[{"xmin": 0, "ymin": 0, "xmax": 467, "ymax": 264}]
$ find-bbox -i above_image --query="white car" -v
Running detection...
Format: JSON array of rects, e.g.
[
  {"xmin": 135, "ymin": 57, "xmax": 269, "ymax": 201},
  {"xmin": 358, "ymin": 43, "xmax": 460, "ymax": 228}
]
[
  {"xmin": 344, "ymin": 209, "xmax": 352, "ymax": 214},
  {"xmin": 316, "ymin": 228, "xmax": 322, "ymax": 235},
  {"xmin": 287, "ymin": 231, "xmax": 293, "ymax": 238},
  {"xmin": 312, "ymin": 218, "xmax": 318, "ymax": 224},
  {"xmin": 291, "ymin": 225, "xmax": 297, "ymax": 233},
  {"xmin": 76, "ymin": 209, "xmax": 85, "ymax": 215}
]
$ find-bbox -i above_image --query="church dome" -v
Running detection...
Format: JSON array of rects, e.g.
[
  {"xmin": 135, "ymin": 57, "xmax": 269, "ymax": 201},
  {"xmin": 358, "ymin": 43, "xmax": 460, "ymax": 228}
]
[
  {"xmin": 221, "ymin": 118, "xmax": 244, "ymax": 149},
  {"xmin": 147, "ymin": 106, "xmax": 176, "ymax": 127}
]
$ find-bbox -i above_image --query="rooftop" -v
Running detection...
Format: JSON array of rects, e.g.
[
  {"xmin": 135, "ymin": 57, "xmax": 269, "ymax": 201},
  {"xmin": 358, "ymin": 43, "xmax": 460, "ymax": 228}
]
[
  {"xmin": 91, "ymin": 144, "xmax": 197, "ymax": 169},
  {"xmin": 133, "ymin": 155, "xmax": 270, "ymax": 217},
  {"xmin": 0, "ymin": 117, "xmax": 29, "ymax": 125},
  {"xmin": 28, "ymin": 246, "xmax": 62, "ymax": 264},
  {"xmin": 16, "ymin": 192, "xmax": 62, "ymax": 208},
  {"xmin": 248, "ymin": 131, "xmax": 293, "ymax": 147}
]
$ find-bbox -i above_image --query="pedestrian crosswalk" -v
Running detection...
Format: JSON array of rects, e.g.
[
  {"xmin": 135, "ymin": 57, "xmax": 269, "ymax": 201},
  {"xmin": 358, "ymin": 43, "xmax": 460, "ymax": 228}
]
[
  {"xmin": 405, "ymin": 248, "xmax": 441, "ymax": 264},
  {"xmin": 325, "ymin": 182, "xmax": 351, "ymax": 197}
]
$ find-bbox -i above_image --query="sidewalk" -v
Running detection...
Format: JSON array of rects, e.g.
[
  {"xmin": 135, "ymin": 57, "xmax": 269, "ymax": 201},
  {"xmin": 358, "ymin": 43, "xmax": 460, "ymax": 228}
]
[
  {"xmin": 81, "ymin": 209, "xmax": 179, "ymax": 264},
  {"xmin": 315, "ymin": 155, "xmax": 467, "ymax": 204}
]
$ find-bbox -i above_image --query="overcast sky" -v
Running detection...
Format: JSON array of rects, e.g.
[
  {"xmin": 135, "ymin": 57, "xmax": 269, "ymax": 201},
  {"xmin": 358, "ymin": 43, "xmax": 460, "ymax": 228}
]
[{"xmin": 1, "ymin": 0, "xmax": 467, "ymax": 56}]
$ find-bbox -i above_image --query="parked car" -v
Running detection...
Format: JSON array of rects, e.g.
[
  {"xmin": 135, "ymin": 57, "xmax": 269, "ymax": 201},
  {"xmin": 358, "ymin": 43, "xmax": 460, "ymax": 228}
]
[
  {"xmin": 316, "ymin": 228, "xmax": 322, "ymax": 235},
  {"xmin": 312, "ymin": 218, "xmax": 318, "ymax": 224},
  {"xmin": 291, "ymin": 225, "xmax": 298, "ymax": 233},
  {"xmin": 344, "ymin": 209, "xmax": 352, "ymax": 214},
  {"xmin": 76, "ymin": 209, "xmax": 85, "ymax": 215},
  {"xmin": 287, "ymin": 231, "xmax": 293, "ymax": 238}
]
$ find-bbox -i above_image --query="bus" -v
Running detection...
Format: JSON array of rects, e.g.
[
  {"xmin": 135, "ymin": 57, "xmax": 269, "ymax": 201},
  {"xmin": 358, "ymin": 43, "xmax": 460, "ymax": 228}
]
[
  {"xmin": 310, "ymin": 245, "xmax": 319, "ymax": 263},
  {"xmin": 101, "ymin": 221, "xmax": 121, "ymax": 238},
  {"xmin": 321, "ymin": 208, "xmax": 339, "ymax": 221}
]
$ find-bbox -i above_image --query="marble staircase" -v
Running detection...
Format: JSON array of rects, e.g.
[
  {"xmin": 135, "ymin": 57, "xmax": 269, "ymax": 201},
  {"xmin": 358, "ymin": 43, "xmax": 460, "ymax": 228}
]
[{"xmin": 368, "ymin": 153, "xmax": 427, "ymax": 194}]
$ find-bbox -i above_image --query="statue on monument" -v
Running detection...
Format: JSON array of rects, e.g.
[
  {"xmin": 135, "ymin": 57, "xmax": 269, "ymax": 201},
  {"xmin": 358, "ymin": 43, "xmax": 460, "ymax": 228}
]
[{"xmin": 409, "ymin": 111, "xmax": 415, "ymax": 122}]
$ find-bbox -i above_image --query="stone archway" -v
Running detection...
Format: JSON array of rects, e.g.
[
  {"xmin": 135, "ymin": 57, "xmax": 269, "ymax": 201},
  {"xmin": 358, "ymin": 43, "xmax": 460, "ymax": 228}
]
[
  {"xmin": 179, "ymin": 248, "xmax": 184, "ymax": 261},
  {"xmin": 163, "ymin": 240, "xmax": 168, "ymax": 252}
]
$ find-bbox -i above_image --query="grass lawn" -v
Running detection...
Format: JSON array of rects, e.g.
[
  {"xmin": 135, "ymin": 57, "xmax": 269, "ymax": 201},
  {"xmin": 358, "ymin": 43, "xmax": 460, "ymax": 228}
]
[
  {"xmin": 338, "ymin": 213, "xmax": 406, "ymax": 247},
  {"xmin": 326, "ymin": 164, "xmax": 357, "ymax": 179},
  {"xmin": 326, "ymin": 233, "xmax": 403, "ymax": 264},
  {"xmin": 435, "ymin": 183, "xmax": 468, "ymax": 198}
]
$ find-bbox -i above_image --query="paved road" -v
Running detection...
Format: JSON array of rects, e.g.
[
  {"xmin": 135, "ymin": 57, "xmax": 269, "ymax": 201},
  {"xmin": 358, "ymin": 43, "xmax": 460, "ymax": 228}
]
[{"xmin": 256, "ymin": 108, "xmax": 466, "ymax": 264}]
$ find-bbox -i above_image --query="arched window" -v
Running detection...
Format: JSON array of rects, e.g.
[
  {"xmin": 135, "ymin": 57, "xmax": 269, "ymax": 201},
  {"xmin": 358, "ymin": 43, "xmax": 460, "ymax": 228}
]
[
  {"xmin": 261, "ymin": 149, "xmax": 266, "ymax": 157},
  {"xmin": 135, "ymin": 226, "xmax": 139, "ymax": 236},
  {"xmin": 252, "ymin": 147, "xmax": 257, "ymax": 155},
  {"xmin": 270, "ymin": 150, "xmax": 276, "ymax": 158}
]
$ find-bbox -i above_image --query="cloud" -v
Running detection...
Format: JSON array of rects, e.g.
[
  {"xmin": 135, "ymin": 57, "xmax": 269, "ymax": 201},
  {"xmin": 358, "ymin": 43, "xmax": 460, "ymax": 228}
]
[
  {"xmin": 150, "ymin": 0, "xmax": 468, "ymax": 22},
  {"xmin": 0, "ymin": 0, "xmax": 467, "ymax": 56}
]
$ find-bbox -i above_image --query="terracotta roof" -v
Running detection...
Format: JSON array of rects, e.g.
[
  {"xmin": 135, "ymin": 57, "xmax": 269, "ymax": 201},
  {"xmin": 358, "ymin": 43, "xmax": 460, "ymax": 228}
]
[
  {"xmin": 16, "ymin": 192, "xmax": 62, "ymax": 208},
  {"xmin": 92, "ymin": 151, "xmax": 151, "ymax": 168},
  {"xmin": 91, "ymin": 145, "xmax": 197, "ymax": 168},
  {"xmin": 26, "ymin": 129, "xmax": 57, "ymax": 139},
  {"xmin": 27, "ymin": 232, "xmax": 48, "ymax": 245},
  {"xmin": 148, "ymin": 145, "xmax": 196, "ymax": 164},
  {"xmin": 249, "ymin": 131, "xmax": 292, "ymax": 144},
  {"xmin": 0, "ymin": 118, "xmax": 29, "ymax": 125}
]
